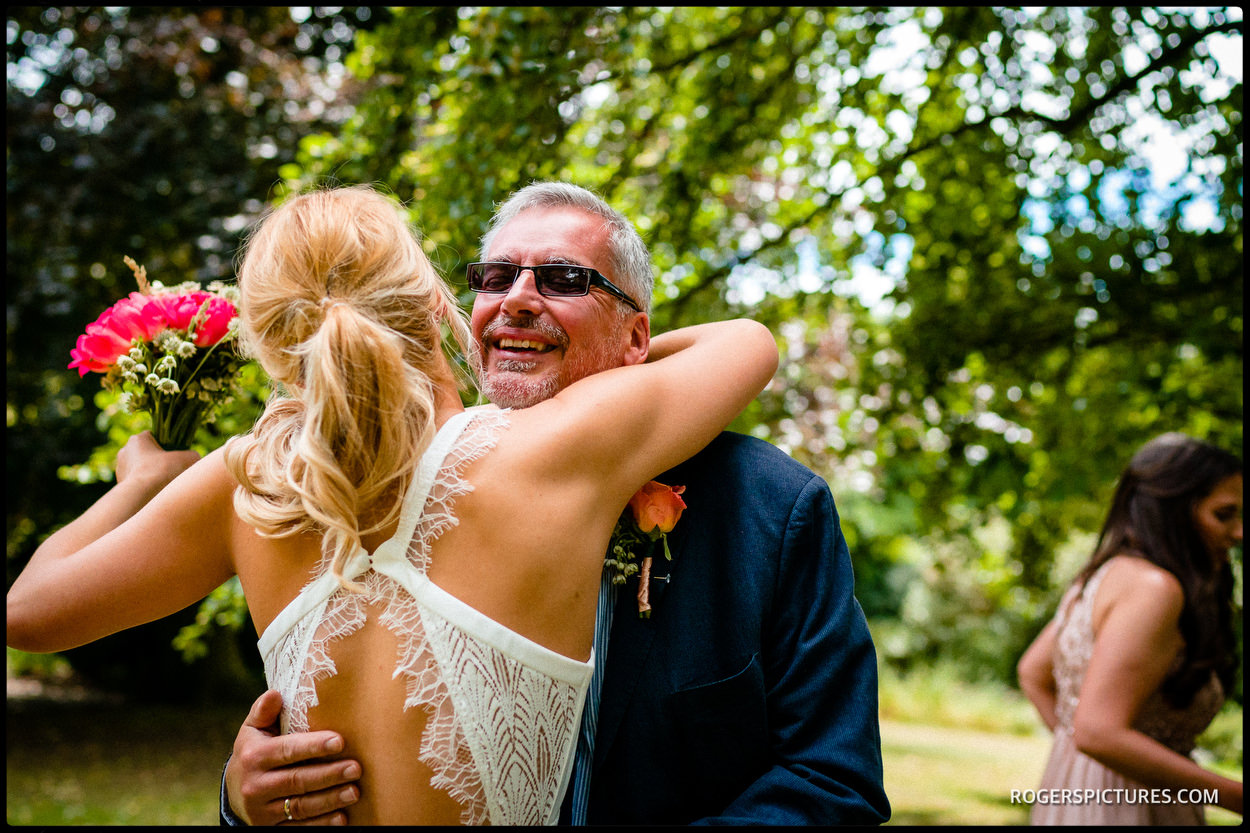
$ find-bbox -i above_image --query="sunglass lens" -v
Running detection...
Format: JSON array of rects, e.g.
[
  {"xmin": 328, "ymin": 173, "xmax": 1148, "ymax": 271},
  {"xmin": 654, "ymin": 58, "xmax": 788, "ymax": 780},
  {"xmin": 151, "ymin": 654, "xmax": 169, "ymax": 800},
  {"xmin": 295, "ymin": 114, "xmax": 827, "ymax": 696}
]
[
  {"xmin": 537, "ymin": 265, "xmax": 590, "ymax": 295},
  {"xmin": 471, "ymin": 263, "xmax": 518, "ymax": 292}
]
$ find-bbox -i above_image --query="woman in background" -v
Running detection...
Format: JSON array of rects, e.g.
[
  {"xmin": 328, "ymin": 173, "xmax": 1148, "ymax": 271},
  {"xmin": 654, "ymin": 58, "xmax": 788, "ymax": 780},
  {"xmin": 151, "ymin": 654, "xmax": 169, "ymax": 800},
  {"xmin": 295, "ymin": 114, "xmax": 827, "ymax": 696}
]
[{"xmin": 1019, "ymin": 432, "xmax": 1242, "ymax": 824}]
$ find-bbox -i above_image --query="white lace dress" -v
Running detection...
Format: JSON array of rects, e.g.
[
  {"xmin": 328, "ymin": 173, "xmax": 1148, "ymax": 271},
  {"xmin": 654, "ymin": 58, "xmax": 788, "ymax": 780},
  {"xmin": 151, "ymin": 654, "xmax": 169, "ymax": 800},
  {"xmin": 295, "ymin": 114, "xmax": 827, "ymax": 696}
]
[{"xmin": 257, "ymin": 409, "xmax": 594, "ymax": 825}]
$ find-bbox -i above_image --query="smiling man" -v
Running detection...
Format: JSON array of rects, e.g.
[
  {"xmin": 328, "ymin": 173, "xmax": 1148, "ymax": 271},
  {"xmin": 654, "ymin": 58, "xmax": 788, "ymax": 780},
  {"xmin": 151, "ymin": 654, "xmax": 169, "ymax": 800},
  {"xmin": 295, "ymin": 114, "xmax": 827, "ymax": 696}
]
[
  {"xmin": 469, "ymin": 200, "xmax": 651, "ymax": 410},
  {"xmin": 220, "ymin": 182, "xmax": 889, "ymax": 826}
]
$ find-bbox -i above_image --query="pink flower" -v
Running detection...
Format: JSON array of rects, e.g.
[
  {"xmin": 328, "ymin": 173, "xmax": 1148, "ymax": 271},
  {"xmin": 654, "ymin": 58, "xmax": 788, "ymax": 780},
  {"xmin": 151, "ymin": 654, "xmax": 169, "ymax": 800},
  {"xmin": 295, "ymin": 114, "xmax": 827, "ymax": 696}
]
[
  {"xmin": 106, "ymin": 293, "xmax": 167, "ymax": 340},
  {"xmin": 67, "ymin": 295, "xmax": 163, "ymax": 376},
  {"xmin": 149, "ymin": 291, "xmax": 236, "ymax": 346},
  {"xmin": 628, "ymin": 481, "xmax": 688, "ymax": 535},
  {"xmin": 66, "ymin": 259, "xmax": 244, "ymax": 450},
  {"xmin": 189, "ymin": 294, "xmax": 237, "ymax": 346},
  {"xmin": 66, "ymin": 289, "xmax": 237, "ymax": 375},
  {"xmin": 68, "ymin": 331, "xmax": 125, "ymax": 375}
]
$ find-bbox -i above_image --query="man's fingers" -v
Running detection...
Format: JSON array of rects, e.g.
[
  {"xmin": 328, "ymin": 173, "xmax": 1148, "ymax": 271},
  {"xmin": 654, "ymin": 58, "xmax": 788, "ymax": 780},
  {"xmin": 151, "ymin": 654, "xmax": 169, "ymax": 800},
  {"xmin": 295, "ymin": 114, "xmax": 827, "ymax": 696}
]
[
  {"xmin": 273, "ymin": 756, "xmax": 360, "ymax": 799},
  {"xmin": 280, "ymin": 730, "xmax": 346, "ymax": 767},
  {"xmin": 242, "ymin": 757, "xmax": 360, "ymax": 825},
  {"xmin": 244, "ymin": 690, "xmax": 284, "ymax": 731},
  {"xmin": 239, "ymin": 729, "xmax": 346, "ymax": 772},
  {"xmin": 282, "ymin": 810, "xmax": 349, "ymax": 826},
  {"xmin": 275, "ymin": 781, "xmax": 361, "ymax": 826},
  {"xmin": 229, "ymin": 690, "xmax": 357, "ymax": 824}
]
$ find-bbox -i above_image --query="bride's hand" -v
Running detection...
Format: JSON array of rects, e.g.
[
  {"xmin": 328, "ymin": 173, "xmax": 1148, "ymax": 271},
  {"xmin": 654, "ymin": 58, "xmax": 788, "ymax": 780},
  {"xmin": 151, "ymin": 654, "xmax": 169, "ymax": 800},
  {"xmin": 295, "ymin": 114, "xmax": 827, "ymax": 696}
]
[{"xmin": 115, "ymin": 431, "xmax": 201, "ymax": 493}]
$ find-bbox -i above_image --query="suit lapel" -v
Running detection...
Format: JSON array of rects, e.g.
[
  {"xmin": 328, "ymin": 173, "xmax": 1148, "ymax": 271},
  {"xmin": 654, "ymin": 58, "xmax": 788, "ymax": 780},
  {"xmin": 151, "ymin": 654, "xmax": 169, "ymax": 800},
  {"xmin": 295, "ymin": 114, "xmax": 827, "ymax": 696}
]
[
  {"xmin": 592, "ymin": 516, "xmax": 687, "ymax": 769},
  {"xmin": 592, "ymin": 585, "xmax": 657, "ymax": 768}
]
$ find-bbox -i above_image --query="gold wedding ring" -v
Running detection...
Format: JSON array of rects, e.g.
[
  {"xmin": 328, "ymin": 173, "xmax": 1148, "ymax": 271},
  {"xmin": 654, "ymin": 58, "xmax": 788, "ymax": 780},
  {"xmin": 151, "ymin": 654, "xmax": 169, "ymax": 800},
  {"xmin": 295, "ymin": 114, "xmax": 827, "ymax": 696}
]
[{"xmin": 284, "ymin": 797, "xmax": 294, "ymax": 822}]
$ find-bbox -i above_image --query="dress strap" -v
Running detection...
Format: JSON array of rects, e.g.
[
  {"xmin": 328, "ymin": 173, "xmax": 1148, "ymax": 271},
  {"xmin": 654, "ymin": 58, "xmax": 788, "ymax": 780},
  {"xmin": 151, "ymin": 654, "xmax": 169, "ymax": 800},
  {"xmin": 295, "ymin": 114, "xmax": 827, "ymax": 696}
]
[
  {"xmin": 257, "ymin": 410, "xmax": 476, "ymax": 657},
  {"xmin": 370, "ymin": 410, "xmax": 474, "ymax": 572},
  {"xmin": 1057, "ymin": 558, "xmax": 1117, "ymax": 628}
]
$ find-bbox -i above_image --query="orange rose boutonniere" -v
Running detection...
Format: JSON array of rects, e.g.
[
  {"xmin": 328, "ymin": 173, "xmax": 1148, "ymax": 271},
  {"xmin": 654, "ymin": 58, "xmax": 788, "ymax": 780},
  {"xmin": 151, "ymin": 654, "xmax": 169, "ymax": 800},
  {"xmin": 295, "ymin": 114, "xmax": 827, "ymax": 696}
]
[{"xmin": 605, "ymin": 481, "xmax": 687, "ymax": 618}]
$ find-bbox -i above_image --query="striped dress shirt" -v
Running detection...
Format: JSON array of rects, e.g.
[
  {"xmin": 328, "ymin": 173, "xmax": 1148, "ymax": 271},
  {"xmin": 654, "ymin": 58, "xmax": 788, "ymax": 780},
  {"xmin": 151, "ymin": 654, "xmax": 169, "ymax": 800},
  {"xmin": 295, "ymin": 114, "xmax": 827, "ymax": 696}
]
[{"xmin": 566, "ymin": 570, "xmax": 617, "ymax": 825}]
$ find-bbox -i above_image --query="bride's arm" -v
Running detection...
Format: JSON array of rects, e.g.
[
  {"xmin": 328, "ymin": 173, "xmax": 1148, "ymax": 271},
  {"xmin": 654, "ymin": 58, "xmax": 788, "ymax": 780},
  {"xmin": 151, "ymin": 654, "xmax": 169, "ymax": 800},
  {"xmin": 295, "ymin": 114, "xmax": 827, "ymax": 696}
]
[
  {"xmin": 25, "ymin": 432, "xmax": 199, "ymax": 562},
  {"xmin": 529, "ymin": 318, "xmax": 778, "ymax": 505},
  {"xmin": 643, "ymin": 327, "xmax": 704, "ymax": 362},
  {"xmin": 7, "ymin": 432, "xmax": 237, "ymax": 653}
]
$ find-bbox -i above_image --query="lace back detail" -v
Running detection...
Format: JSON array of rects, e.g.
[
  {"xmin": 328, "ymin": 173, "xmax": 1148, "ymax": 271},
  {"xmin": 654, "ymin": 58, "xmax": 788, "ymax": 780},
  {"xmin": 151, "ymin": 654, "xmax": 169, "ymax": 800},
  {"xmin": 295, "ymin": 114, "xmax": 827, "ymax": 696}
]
[
  {"xmin": 263, "ymin": 409, "xmax": 514, "ymax": 823},
  {"xmin": 418, "ymin": 603, "xmax": 589, "ymax": 824},
  {"xmin": 378, "ymin": 581, "xmax": 490, "ymax": 822}
]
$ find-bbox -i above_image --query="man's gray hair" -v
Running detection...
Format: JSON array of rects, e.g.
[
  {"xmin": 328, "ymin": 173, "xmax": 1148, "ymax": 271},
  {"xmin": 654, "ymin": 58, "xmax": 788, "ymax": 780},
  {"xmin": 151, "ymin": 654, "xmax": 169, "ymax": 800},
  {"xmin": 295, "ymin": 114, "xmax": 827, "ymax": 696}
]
[{"xmin": 480, "ymin": 181, "xmax": 654, "ymax": 315}]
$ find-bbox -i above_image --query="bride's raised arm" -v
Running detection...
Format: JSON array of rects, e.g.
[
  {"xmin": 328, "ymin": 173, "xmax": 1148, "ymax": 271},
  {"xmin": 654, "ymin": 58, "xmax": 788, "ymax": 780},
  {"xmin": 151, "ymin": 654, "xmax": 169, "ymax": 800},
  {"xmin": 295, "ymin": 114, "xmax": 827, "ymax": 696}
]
[
  {"xmin": 7, "ymin": 433, "xmax": 238, "ymax": 653},
  {"xmin": 513, "ymin": 317, "xmax": 778, "ymax": 509}
]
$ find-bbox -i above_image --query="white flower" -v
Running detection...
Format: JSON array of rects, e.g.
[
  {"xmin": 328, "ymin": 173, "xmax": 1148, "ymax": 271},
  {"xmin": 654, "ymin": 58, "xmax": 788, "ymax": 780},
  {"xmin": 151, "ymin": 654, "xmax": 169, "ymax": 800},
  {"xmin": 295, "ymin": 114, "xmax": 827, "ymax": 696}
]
[
  {"xmin": 155, "ymin": 377, "xmax": 180, "ymax": 395},
  {"xmin": 208, "ymin": 281, "xmax": 240, "ymax": 303}
]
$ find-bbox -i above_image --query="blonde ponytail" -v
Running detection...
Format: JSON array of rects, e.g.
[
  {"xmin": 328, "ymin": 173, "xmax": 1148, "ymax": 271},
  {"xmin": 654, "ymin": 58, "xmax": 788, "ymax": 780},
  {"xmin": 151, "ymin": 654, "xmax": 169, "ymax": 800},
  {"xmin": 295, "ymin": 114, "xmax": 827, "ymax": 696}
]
[{"xmin": 225, "ymin": 185, "xmax": 472, "ymax": 589}]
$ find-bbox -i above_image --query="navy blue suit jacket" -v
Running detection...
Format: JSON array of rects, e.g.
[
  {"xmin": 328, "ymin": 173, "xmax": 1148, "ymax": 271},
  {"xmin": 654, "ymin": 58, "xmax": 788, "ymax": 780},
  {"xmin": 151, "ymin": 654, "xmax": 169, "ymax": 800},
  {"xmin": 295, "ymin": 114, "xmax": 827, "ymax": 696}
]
[{"xmin": 577, "ymin": 431, "xmax": 889, "ymax": 825}]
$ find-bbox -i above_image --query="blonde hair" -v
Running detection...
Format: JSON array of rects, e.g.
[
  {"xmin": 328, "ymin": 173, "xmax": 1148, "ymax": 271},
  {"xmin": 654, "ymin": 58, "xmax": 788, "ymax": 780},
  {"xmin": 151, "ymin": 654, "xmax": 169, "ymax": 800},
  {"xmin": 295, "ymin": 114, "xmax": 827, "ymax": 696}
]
[{"xmin": 225, "ymin": 185, "xmax": 474, "ymax": 589}]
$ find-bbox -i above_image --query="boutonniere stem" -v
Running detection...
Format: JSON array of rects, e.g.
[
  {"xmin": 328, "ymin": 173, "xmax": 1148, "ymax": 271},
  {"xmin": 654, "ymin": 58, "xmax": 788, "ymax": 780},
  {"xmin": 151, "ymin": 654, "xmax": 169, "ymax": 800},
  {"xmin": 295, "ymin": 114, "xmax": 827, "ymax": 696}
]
[{"xmin": 637, "ymin": 556, "xmax": 654, "ymax": 617}]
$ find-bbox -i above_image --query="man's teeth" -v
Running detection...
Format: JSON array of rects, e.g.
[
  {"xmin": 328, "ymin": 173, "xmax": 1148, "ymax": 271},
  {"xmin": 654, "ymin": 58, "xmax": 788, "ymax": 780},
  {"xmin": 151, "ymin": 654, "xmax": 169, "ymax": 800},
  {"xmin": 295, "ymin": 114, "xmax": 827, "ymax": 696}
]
[{"xmin": 498, "ymin": 338, "xmax": 555, "ymax": 353}]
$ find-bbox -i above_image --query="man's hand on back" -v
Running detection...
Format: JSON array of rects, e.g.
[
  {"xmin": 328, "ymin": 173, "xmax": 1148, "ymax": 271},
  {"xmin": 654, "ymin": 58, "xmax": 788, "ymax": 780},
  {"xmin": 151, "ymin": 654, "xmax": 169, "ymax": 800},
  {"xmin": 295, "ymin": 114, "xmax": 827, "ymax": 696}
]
[{"xmin": 226, "ymin": 690, "xmax": 361, "ymax": 825}]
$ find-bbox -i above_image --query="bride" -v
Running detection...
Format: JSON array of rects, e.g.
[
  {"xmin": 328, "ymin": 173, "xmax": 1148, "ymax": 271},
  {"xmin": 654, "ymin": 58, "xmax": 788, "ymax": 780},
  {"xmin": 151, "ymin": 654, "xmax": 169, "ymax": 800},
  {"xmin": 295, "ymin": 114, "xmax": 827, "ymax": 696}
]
[{"xmin": 6, "ymin": 185, "xmax": 779, "ymax": 824}]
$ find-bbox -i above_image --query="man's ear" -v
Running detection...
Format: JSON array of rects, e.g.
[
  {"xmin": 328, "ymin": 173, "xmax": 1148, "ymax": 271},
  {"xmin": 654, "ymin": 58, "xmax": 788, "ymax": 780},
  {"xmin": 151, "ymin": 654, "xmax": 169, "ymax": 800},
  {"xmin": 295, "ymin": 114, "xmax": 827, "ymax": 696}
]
[{"xmin": 622, "ymin": 313, "xmax": 650, "ymax": 366}]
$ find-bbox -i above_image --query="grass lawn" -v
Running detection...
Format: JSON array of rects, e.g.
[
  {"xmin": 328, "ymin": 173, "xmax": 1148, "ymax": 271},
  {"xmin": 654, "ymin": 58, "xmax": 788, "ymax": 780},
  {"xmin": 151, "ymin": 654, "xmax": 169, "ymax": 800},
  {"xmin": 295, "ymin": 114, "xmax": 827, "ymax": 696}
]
[
  {"xmin": 880, "ymin": 719, "xmax": 1241, "ymax": 826},
  {"xmin": 881, "ymin": 719, "xmax": 1050, "ymax": 824},
  {"xmin": 6, "ymin": 693, "xmax": 249, "ymax": 826}
]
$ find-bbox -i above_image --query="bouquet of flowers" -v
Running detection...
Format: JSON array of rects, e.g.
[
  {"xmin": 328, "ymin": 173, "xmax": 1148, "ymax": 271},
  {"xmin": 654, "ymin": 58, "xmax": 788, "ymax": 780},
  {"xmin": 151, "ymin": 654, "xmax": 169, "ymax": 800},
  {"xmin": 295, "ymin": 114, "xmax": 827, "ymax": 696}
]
[
  {"xmin": 605, "ymin": 480, "xmax": 687, "ymax": 618},
  {"xmin": 68, "ymin": 257, "xmax": 244, "ymax": 450}
]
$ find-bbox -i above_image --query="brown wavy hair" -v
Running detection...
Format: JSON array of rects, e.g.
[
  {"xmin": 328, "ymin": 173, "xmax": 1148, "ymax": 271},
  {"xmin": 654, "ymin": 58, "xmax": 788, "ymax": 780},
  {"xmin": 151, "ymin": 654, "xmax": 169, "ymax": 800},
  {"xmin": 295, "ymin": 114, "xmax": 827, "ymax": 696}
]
[{"xmin": 1074, "ymin": 432, "xmax": 1241, "ymax": 707}]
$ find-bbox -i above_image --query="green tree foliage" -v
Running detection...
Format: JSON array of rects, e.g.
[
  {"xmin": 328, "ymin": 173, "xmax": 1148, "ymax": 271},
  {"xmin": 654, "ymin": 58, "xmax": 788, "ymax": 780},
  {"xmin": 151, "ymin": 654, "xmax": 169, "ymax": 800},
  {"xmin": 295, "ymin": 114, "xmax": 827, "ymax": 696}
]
[
  {"xmin": 7, "ymin": 7, "xmax": 1242, "ymax": 693},
  {"xmin": 280, "ymin": 7, "xmax": 1242, "ymax": 684}
]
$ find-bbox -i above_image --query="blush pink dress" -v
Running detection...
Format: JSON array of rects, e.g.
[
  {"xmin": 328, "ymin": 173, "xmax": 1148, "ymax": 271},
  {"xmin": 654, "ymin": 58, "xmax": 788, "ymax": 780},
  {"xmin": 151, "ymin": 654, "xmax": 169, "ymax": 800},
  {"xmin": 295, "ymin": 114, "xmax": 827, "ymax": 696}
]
[{"xmin": 1031, "ymin": 559, "xmax": 1225, "ymax": 825}]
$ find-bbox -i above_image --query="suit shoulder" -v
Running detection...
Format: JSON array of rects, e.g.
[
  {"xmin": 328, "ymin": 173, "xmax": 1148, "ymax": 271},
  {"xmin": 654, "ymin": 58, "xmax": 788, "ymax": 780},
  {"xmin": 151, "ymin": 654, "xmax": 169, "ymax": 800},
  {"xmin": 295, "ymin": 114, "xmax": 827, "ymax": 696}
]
[{"xmin": 675, "ymin": 431, "xmax": 822, "ymax": 492}]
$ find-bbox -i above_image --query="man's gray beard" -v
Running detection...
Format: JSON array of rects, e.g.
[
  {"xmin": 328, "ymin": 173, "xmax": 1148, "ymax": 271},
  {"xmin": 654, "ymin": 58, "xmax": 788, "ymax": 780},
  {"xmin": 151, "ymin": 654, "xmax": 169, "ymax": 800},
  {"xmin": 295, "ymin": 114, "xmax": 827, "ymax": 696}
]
[
  {"xmin": 477, "ymin": 341, "xmax": 624, "ymax": 410},
  {"xmin": 475, "ymin": 311, "xmax": 630, "ymax": 409},
  {"xmin": 481, "ymin": 358, "xmax": 562, "ymax": 409}
]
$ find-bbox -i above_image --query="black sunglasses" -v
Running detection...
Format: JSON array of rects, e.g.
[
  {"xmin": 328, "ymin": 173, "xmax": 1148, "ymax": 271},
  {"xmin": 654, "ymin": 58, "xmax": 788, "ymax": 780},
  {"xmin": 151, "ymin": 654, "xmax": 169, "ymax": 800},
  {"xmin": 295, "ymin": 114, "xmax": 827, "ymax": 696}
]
[{"xmin": 466, "ymin": 262, "xmax": 642, "ymax": 312}]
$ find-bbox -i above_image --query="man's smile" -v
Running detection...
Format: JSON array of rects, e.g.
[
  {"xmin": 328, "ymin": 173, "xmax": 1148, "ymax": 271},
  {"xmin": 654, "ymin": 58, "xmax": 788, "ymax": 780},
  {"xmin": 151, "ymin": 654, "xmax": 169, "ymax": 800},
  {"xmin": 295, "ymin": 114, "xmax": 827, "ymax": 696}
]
[
  {"xmin": 481, "ymin": 317, "xmax": 568, "ymax": 364},
  {"xmin": 494, "ymin": 337, "xmax": 557, "ymax": 354}
]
